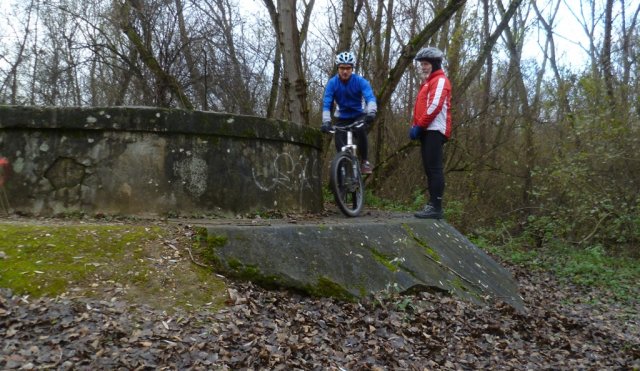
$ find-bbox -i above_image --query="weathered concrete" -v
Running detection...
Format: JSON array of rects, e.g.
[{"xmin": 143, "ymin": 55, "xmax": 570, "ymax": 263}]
[
  {"xmin": 1, "ymin": 106, "xmax": 524, "ymax": 312},
  {"xmin": 194, "ymin": 212, "xmax": 525, "ymax": 312},
  {"xmin": 0, "ymin": 106, "xmax": 322, "ymax": 216}
]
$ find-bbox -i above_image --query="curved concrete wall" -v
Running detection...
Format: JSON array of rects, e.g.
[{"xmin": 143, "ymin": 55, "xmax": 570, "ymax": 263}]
[{"xmin": 0, "ymin": 106, "xmax": 323, "ymax": 217}]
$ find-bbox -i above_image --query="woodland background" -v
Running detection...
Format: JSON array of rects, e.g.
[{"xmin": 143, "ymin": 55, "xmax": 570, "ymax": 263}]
[{"xmin": 1, "ymin": 0, "xmax": 638, "ymax": 257}]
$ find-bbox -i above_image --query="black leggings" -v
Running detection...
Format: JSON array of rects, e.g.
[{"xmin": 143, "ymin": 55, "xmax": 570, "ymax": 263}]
[
  {"xmin": 334, "ymin": 118, "xmax": 368, "ymax": 161},
  {"xmin": 420, "ymin": 130, "xmax": 446, "ymax": 209}
]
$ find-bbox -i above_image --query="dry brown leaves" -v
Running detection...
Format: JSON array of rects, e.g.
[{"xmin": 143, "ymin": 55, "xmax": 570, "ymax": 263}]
[{"xmin": 1, "ymin": 258, "xmax": 639, "ymax": 370}]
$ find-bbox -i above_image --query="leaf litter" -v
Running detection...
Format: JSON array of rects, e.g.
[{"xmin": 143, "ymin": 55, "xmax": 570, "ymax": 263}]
[{"xmin": 0, "ymin": 218, "xmax": 638, "ymax": 370}]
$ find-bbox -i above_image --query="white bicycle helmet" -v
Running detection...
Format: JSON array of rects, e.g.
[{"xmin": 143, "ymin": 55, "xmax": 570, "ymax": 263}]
[
  {"xmin": 414, "ymin": 47, "xmax": 444, "ymax": 61},
  {"xmin": 335, "ymin": 51, "xmax": 356, "ymax": 66}
]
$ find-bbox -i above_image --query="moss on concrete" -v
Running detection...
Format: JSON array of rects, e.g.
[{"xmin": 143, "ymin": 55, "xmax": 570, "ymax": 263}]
[
  {"xmin": 222, "ymin": 260, "xmax": 281, "ymax": 289},
  {"xmin": 195, "ymin": 229, "xmax": 356, "ymax": 301},
  {"xmin": 306, "ymin": 276, "xmax": 355, "ymax": 302},
  {"xmin": 369, "ymin": 249, "xmax": 399, "ymax": 272},
  {"xmin": 201, "ymin": 234, "xmax": 227, "ymax": 269},
  {"xmin": 402, "ymin": 223, "xmax": 441, "ymax": 262}
]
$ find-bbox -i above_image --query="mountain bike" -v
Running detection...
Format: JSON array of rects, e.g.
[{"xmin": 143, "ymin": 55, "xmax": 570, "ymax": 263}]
[{"xmin": 326, "ymin": 120, "xmax": 366, "ymax": 217}]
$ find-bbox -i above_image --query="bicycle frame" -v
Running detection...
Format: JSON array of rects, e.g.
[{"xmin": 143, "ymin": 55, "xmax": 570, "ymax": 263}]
[
  {"xmin": 331, "ymin": 119, "xmax": 364, "ymax": 155},
  {"xmin": 341, "ymin": 128, "xmax": 358, "ymax": 155}
]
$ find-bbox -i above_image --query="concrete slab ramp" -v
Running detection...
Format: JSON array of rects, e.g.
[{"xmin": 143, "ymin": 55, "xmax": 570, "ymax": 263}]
[{"xmin": 194, "ymin": 213, "xmax": 524, "ymax": 312}]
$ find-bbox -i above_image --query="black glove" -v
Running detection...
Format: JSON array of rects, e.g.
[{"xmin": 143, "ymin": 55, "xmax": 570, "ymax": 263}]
[
  {"xmin": 321, "ymin": 121, "xmax": 332, "ymax": 133},
  {"xmin": 364, "ymin": 112, "xmax": 376, "ymax": 126}
]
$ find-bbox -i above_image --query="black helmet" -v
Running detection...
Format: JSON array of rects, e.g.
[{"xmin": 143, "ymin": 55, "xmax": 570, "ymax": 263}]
[{"xmin": 414, "ymin": 47, "xmax": 444, "ymax": 62}]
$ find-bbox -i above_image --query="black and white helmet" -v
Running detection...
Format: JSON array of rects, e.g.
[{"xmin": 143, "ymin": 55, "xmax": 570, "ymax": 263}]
[
  {"xmin": 336, "ymin": 51, "xmax": 356, "ymax": 66},
  {"xmin": 414, "ymin": 47, "xmax": 444, "ymax": 62}
]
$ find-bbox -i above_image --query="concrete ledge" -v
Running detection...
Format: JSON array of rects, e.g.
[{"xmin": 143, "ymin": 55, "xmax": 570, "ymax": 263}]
[
  {"xmin": 0, "ymin": 106, "xmax": 322, "ymax": 216},
  {"xmin": 0, "ymin": 106, "xmax": 321, "ymax": 147},
  {"xmin": 194, "ymin": 213, "xmax": 525, "ymax": 312}
]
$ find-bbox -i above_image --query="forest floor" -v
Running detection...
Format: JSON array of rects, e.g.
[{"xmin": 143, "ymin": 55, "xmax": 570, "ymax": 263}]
[{"xmin": 0, "ymin": 213, "xmax": 638, "ymax": 370}]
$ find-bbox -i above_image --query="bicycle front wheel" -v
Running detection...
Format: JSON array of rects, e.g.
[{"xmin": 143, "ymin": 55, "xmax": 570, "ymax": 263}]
[{"xmin": 329, "ymin": 152, "xmax": 364, "ymax": 217}]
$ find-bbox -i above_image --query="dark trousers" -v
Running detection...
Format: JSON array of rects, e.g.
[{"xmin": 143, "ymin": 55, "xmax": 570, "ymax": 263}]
[
  {"xmin": 334, "ymin": 117, "xmax": 368, "ymax": 161},
  {"xmin": 419, "ymin": 130, "xmax": 446, "ymax": 210}
]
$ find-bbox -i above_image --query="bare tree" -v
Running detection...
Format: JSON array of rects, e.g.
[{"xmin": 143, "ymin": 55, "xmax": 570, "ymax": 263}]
[
  {"xmin": 362, "ymin": 0, "xmax": 393, "ymax": 172},
  {"xmin": 496, "ymin": 0, "xmax": 537, "ymax": 206},
  {"xmin": 478, "ymin": 0, "xmax": 492, "ymax": 155},
  {"xmin": 531, "ymin": 2, "xmax": 571, "ymax": 117},
  {"xmin": 262, "ymin": 0, "xmax": 283, "ymax": 119},
  {"xmin": 454, "ymin": 0, "xmax": 525, "ymax": 96},
  {"xmin": 336, "ymin": 0, "xmax": 363, "ymax": 52},
  {"xmin": 601, "ymin": 0, "xmax": 615, "ymax": 109},
  {"xmin": 376, "ymin": 0, "xmax": 467, "ymax": 110},
  {"xmin": 263, "ymin": 0, "xmax": 314, "ymax": 125},
  {"xmin": 175, "ymin": 0, "xmax": 206, "ymax": 109},
  {"xmin": 0, "ymin": 0, "xmax": 39, "ymax": 104},
  {"xmin": 619, "ymin": 1, "xmax": 640, "ymax": 125},
  {"xmin": 192, "ymin": 0, "xmax": 258, "ymax": 114},
  {"xmin": 117, "ymin": 0, "xmax": 194, "ymax": 109}
]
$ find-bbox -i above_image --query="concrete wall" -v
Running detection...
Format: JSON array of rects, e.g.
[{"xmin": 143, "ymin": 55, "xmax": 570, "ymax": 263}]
[{"xmin": 0, "ymin": 106, "xmax": 323, "ymax": 217}]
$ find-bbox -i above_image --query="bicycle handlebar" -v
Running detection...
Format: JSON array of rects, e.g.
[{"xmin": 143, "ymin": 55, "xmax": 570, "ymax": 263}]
[{"xmin": 327, "ymin": 119, "xmax": 366, "ymax": 134}]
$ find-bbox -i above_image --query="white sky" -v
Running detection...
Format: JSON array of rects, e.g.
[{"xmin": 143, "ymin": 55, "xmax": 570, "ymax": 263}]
[
  {"xmin": 523, "ymin": 1, "xmax": 592, "ymax": 69},
  {"xmin": 238, "ymin": 0, "xmax": 600, "ymax": 70},
  {"xmin": 1, "ymin": 0, "xmax": 634, "ymax": 73}
]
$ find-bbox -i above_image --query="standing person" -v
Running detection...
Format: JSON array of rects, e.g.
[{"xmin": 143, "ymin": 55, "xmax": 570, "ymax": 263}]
[
  {"xmin": 321, "ymin": 51, "xmax": 377, "ymax": 174},
  {"xmin": 409, "ymin": 47, "xmax": 452, "ymax": 219}
]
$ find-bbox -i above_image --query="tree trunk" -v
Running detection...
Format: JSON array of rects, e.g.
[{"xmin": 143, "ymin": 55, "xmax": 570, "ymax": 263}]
[
  {"xmin": 275, "ymin": 0, "xmax": 310, "ymax": 125},
  {"xmin": 118, "ymin": 0, "xmax": 193, "ymax": 110},
  {"xmin": 601, "ymin": 0, "xmax": 615, "ymax": 110},
  {"xmin": 337, "ymin": 0, "xmax": 362, "ymax": 52},
  {"xmin": 267, "ymin": 46, "xmax": 282, "ymax": 118},
  {"xmin": 175, "ymin": 0, "xmax": 206, "ymax": 110},
  {"xmin": 531, "ymin": 0, "xmax": 580, "ymax": 149},
  {"xmin": 377, "ymin": 0, "xmax": 466, "ymax": 111},
  {"xmin": 478, "ymin": 0, "xmax": 492, "ymax": 156},
  {"xmin": 371, "ymin": 0, "xmax": 393, "ymax": 176},
  {"xmin": 497, "ymin": 0, "xmax": 536, "ymax": 207},
  {"xmin": 454, "ymin": 0, "xmax": 524, "ymax": 97},
  {"xmin": 619, "ymin": 2, "xmax": 640, "ymax": 126}
]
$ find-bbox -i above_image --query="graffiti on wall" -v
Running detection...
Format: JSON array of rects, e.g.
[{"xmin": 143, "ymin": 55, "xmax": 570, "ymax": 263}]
[
  {"xmin": 252, "ymin": 152, "xmax": 319, "ymax": 193},
  {"xmin": 173, "ymin": 156, "xmax": 208, "ymax": 197}
]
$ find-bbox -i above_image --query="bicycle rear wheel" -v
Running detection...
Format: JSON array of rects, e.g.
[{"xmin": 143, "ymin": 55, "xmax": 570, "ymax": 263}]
[{"xmin": 329, "ymin": 152, "xmax": 364, "ymax": 217}]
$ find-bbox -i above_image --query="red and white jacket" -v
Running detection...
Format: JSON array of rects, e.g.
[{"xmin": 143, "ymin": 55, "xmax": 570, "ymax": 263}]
[{"xmin": 412, "ymin": 69, "xmax": 452, "ymax": 139}]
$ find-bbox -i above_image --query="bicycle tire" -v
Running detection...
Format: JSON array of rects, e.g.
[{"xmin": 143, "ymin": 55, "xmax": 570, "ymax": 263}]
[{"xmin": 329, "ymin": 151, "xmax": 364, "ymax": 217}]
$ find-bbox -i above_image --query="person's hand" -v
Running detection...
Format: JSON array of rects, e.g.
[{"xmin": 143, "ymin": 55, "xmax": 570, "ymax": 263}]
[
  {"xmin": 364, "ymin": 112, "xmax": 376, "ymax": 125},
  {"xmin": 321, "ymin": 121, "xmax": 332, "ymax": 133},
  {"xmin": 409, "ymin": 125, "xmax": 422, "ymax": 140}
]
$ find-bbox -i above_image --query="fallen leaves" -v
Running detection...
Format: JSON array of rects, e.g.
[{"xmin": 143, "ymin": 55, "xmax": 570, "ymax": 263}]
[
  {"xmin": 0, "ymin": 220, "xmax": 638, "ymax": 369},
  {"xmin": 2, "ymin": 262, "xmax": 638, "ymax": 370}
]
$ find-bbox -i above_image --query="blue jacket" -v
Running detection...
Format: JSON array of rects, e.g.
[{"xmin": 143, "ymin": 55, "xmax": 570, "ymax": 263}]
[{"xmin": 322, "ymin": 74, "xmax": 377, "ymax": 122}]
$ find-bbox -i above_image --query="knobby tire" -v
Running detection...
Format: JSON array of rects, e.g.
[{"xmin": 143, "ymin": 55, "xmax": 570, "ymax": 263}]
[{"xmin": 329, "ymin": 151, "xmax": 364, "ymax": 217}]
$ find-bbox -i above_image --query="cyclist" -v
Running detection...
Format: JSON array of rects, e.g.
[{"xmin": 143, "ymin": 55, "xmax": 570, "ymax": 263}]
[
  {"xmin": 409, "ymin": 46, "xmax": 452, "ymax": 219},
  {"xmin": 321, "ymin": 51, "xmax": 377, "ymax": 174}
]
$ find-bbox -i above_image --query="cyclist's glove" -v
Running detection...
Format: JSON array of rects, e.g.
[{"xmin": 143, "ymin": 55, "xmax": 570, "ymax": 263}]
[
  {"xmin": 409, "ymin": 125, "xmax": 422, "ymax": 140},
  {"xmin": 321, "ymin": 121, "xmax": 332, "ymax": 133},
  {"xmin": 364, "ymin": 112, "xmax": 376, "ymax": 127}
]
